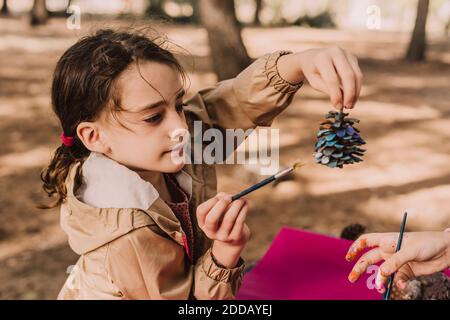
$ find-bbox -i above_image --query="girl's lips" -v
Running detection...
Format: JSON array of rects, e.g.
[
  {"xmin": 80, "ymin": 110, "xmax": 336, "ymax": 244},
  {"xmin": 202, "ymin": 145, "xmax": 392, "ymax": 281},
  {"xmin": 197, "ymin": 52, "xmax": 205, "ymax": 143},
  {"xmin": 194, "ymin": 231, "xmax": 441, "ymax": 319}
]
[{"xmin": 165, "ymin": 142, "xmax": 187, "ymax": 154}]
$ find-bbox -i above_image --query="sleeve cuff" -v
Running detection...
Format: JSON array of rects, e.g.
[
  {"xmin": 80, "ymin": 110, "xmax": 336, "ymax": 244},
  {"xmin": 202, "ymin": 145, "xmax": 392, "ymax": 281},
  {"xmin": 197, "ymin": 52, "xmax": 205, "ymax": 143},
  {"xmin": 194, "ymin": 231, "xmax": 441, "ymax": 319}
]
[
  {"xmin": 199, "ymin": 248, "xmax": 245, "ymax": 283},
  {"xmin": 263, "ymin": 50, "xmax": 304, "ymax": 94}
]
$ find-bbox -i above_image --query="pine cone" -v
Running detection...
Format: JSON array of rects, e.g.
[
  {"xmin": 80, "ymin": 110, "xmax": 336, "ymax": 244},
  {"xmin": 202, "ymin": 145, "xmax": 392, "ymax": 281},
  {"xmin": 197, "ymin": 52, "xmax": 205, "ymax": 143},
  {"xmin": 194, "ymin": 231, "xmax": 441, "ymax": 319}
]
[
  {"xmin": 314, "ymin": 110, "xmax": 366, "ymax": 168},
  {"xmin": 391, "ymin": 273, "xmax": 450, "ymax": 300}
]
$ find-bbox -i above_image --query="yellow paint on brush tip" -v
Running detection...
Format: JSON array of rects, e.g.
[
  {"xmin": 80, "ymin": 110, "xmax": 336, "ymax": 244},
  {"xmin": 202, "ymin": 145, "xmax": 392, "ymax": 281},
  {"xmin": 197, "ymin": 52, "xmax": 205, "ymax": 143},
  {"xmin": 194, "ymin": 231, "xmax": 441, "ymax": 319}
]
[{"xmin": 292, "ymin": 160, "xmax": 305, "ymax": 170}]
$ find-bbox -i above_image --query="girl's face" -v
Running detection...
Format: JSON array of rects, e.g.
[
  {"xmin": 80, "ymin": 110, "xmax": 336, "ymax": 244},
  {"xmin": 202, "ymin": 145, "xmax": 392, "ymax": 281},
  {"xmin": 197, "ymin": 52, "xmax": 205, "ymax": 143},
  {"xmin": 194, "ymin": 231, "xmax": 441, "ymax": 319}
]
[{"xmin": 96, "ymin": 60, "xmax": 189, "ymax": 174}]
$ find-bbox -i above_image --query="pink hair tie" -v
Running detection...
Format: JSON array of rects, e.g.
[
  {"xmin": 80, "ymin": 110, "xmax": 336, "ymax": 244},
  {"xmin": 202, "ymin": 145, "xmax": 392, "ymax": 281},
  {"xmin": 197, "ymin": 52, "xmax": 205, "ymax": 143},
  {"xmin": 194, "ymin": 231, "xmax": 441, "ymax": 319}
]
[{"xmin": 61, "ymin": 132, "xmax": 75, "ymax": 147}]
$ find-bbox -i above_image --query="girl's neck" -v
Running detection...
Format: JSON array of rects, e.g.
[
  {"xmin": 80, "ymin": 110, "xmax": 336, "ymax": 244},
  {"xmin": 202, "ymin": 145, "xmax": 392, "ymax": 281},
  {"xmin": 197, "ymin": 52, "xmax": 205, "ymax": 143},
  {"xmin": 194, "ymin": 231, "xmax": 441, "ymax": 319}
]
[{"xmin": 135, "ymin": 170, "xmax": 173, "ymax": 203}]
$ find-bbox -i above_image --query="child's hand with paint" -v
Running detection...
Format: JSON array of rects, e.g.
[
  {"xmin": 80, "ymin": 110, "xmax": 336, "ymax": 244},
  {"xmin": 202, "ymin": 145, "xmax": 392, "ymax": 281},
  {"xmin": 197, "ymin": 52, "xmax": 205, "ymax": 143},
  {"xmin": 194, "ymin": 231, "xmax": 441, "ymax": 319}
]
[
  {"xmin": 276, "ymin": 46, "xmax": 363, "ymax": 110},
  {"xmin": 196, "ymin": 192, "xmax": 251, "ymax": 269},
  {"xmin": 345, "ymin": 230, "xmax": 450, "ymax": 294}
]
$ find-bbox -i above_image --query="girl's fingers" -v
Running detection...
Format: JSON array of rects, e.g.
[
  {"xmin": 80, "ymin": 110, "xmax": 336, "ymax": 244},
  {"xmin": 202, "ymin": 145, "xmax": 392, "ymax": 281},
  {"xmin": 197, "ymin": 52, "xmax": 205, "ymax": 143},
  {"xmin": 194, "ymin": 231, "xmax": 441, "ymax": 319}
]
[
  {"xmin": 304, "ymin": 71, "xmax": 330, "ymax": 95},
  {"xmin": 394, "ymin": 265, "xmax": 414, "ymax": 290},
  {"xmin": 216, "ymin": 199, "xmax": 247, "ymax": 239},
  {"xmin": 375, "ymin": 265, "xmax": 390, "ymax": 293},
  {"xmin": 216, "ymin": 192, "xmax": 229, "ymax": 200},
  {"xmin": 330, "ymin": 49, "xmax": 357, "ymax": 108},
  {"xmin": 196, "ymin": 195, "xmax": 220, "ymax": 227},
  {"xmin": 378, "ymin": 249, "xmax": 416, "ymax": 285},
  {"xmin": 345, "ymin": 51, "xmax": 363, "ymax": 105},
  {"xmin": 228, "ymin": 203, "xmax": 249, "ymax": 240},
  {"xmin": 346, "ymin": 235, "xmax": 371, "ymax": 261},
  {"xmin": 204, "ymin": 197, "xmax": 232, "ymax": 234},
  {"xmin": 348, "ymin": 248, "xmax": 384, "ymax": 283},
  {"xmin": 315, "ymin": 55, "xmax": 343, "ymax": 109},
  {"xmin": 346, "ymin": 233, "xmax": 398, "ymax": 261}
]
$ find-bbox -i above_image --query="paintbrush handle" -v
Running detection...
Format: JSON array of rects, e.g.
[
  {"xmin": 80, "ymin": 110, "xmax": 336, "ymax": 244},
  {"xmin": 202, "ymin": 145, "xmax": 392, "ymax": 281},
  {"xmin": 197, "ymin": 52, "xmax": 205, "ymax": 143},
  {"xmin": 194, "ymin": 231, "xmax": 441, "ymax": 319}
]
[
  {"xmin": 383, "ymin": 212, "xmax": 408, "ymax": 300},
  {"xmin": 231, "ymin": 175, "xmax": 276, "ymax": 201},
  {"xmin": 384, "ymin": 273, "xmax": 395, "ymax": 300}
]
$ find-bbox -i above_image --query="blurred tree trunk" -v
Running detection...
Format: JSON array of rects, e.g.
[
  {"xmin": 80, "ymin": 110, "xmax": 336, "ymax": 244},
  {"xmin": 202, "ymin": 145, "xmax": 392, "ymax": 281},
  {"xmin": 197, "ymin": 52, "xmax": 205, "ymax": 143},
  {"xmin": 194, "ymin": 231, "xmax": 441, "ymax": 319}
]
[
  {"xmin": 405, "ymin": 0, "xmax": 429, "ymax": 61},
  {"xmin": 253, "ymin": 0, "xmax": 263, "ymax": 25},
  {"xmin": 30, "ymin": 0, "xmax": 48, "ymax": 26},
  {"xmin": 47, "ymin": 0, "xmax": 72, "ymax": 17},
  {"xmin": 1, "ymin": 0, "xmax": 8, "ymax": 16},
  {"xmin": 190, "ymin": 0, "xmax": 200, "ymax": 24},
  {"xmin": 446, "ymin": 20, "xmax": 450, "ymax": 37},
  {"xmin": 145, "ymin": 0, "xmax": 169, "ymax": 18},
  {"xmin": 199, "ymin": 0, "xmax": 251, "ymax": 80}
]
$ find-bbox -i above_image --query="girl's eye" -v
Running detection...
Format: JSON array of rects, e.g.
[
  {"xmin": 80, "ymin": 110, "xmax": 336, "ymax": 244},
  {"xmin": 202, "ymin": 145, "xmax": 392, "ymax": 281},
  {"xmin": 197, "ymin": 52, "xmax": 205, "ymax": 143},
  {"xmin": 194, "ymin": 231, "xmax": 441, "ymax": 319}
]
[
  {"xmin": 144, "ymin": 113, "xmax": 163, "ymax": 124},
  {"xmin": 176, "ymin": 103, "xmax": 187, "ymax": 113}
]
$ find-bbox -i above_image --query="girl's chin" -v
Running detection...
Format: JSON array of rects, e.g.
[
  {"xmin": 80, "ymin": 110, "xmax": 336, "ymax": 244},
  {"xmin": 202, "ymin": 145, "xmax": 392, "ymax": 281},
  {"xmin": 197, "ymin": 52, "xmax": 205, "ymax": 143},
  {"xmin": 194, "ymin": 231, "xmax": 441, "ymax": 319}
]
[
  {"xmin": 163, "ymin": 152, "xmax": 186, "ymax": 172},
  {"xmin": 166, "ymin": 161, "xmax": 185, "ymax": 172}
]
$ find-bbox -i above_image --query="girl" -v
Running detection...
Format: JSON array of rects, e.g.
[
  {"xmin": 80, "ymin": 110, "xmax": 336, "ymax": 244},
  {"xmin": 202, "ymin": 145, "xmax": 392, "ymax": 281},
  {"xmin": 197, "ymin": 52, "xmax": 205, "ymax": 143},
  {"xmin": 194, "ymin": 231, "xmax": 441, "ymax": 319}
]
[
  {"xmin": 41, "ymin": 28, "xmax": 362, "ymax": 300},
  {"xmin": 346, "ymin": 229, "xmax": 450, "ymax": 294}
]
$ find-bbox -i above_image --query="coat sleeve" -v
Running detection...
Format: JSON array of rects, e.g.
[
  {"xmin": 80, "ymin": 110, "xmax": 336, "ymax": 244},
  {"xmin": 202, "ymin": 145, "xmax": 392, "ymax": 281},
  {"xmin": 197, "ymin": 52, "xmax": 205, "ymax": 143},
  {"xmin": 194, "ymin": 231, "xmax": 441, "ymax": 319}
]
[
  {"xmin": 183, "ymin": 50, "xmax": 303, "ymax": 159},
  {"xmin": 193, "ymin": 246, "xmax": 245, "ymax": 300},
  {"xmin": 104, "ymin": 226, "xmax": 245, "ymax": 300}
]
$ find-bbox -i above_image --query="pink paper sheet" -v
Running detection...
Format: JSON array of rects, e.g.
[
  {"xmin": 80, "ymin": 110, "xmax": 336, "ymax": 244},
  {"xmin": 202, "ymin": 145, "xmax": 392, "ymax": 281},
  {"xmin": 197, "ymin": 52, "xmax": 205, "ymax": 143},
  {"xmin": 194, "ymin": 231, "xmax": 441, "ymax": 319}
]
[{"xmin": 237, "ymin": 226, "xmax": 450, "ymax": 300}]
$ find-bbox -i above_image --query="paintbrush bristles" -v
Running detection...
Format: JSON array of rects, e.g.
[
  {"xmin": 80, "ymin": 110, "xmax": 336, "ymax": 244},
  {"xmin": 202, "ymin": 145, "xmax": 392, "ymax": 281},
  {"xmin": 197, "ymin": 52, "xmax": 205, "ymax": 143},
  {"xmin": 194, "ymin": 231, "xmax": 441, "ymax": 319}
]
[
  {"xmin": 292, "ymin": 160, "xmax": 305, "ymax": 170},
  {"xmin": 274, "ymin": 161, "xmax": 305, "ymax": 180}
]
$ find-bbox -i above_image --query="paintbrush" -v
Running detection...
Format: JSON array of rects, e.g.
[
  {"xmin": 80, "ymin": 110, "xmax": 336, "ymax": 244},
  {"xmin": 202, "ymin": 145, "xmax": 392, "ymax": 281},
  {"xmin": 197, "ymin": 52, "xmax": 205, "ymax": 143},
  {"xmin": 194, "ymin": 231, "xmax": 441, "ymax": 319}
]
[
  {"xmin": 231, "ymin": 160, "xmax": 305, "ymax": 201},
  {"xmin": 383, "ymin": 211, "xmax": 408, "ymax": 300}
]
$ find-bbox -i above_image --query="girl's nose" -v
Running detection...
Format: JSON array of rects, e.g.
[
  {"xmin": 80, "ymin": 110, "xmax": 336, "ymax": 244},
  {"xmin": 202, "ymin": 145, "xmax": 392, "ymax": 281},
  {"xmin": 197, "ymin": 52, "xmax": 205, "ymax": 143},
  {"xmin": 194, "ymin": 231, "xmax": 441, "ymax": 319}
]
[
  {"xmin": 168, "ymin": 127, "xmax": 189, "ymax": 150},
  {"xmin": 166, "ymin": 110, "xmax": 188, "ymax": 140}
]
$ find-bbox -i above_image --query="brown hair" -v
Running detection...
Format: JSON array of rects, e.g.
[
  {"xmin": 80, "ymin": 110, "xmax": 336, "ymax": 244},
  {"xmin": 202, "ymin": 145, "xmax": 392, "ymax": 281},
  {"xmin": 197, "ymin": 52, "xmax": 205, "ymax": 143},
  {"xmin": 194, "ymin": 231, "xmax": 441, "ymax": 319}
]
[{"xmin": 40, "ymin": 28, "xmax": 187, "ymax": 209}]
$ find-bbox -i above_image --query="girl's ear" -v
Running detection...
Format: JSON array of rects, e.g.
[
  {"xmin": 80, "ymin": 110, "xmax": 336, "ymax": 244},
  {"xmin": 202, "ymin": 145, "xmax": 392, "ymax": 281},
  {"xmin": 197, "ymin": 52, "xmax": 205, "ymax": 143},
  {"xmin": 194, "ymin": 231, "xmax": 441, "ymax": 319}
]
[{"xmin": 76, "ymin": 122, "xmax": 110, "ymax": 153}]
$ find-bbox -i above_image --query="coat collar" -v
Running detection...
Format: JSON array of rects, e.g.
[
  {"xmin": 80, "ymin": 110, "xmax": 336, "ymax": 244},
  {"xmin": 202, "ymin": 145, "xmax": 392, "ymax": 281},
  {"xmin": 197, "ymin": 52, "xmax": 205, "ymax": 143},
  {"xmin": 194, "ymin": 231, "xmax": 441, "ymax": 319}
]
[
  {"xmin": 61, "ymin": 152, "xmax": 194, "ymax": 254},
  {"xmin": 76, "ymin": 152, "xmax": 192, "ymax": 210}
]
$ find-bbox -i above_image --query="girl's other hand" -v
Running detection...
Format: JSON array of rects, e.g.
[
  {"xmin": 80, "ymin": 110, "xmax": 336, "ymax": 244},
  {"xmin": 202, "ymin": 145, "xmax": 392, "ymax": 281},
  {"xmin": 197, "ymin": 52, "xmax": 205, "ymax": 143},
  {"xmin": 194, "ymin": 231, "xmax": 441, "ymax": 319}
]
[
  {"xmin": 277, "ymin": 46, "xmax": 363, "ymax": 110},
  {"xmin": 196, "ymin": 192, "xmax": 251, "ymax": 268},
  {"xmin": 196, "ymin": 192, "xmax": 251, "ymax": 249},
  {"xmin": 345, "ymin": 231, "xmax": 450, "ymax": 294}
]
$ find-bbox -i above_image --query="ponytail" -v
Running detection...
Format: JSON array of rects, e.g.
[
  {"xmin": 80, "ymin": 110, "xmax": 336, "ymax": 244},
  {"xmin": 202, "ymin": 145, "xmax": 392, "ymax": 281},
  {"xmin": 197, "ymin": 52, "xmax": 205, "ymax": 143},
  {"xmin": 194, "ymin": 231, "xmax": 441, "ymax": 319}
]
[{"xmin": 39, "ymin": 140, "xmax": 88, "ymax": 209}]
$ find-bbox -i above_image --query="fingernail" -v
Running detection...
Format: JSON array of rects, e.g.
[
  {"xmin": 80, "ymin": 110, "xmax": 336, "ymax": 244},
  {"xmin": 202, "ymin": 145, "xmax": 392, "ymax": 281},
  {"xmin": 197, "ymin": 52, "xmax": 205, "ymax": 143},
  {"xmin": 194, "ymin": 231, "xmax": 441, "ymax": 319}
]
[
  {"xmin": 345, "ymin": 247, "xmax": 357, "ymax": 261},
  {"xmin": 359, "ymin": 238, "xmax": 367, "ymax": 247},
  {"xmin": 348, "ymin": 270, "xmax": 358, "ymax": 283},
  {"xmin": 379, "ymin": 267, "xmax": 389, "ymax": 277},
  {"xmin": 377, "ymin": 283, "xmax": 386, "ymax": 293},
  {"xmin": 336, "ymin": 103, "xmax": 343, "ymax": 110}
]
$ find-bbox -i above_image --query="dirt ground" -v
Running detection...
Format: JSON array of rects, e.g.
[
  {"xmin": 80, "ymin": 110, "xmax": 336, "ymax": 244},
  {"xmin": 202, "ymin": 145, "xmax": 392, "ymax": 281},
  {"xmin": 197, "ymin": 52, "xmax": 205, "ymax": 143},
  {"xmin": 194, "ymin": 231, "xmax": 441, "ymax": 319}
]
[{"xmin": 0, "ymin": 16, "xmax": 449, "ymax": 299}]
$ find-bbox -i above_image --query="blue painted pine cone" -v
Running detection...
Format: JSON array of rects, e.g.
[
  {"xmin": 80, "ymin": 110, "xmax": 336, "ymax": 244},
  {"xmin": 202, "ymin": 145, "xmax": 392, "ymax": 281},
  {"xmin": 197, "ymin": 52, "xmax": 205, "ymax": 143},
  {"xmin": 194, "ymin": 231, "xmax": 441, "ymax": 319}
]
[{"xmin": 314, "ymin": 110, "xmax": 366, "ymax": 168}]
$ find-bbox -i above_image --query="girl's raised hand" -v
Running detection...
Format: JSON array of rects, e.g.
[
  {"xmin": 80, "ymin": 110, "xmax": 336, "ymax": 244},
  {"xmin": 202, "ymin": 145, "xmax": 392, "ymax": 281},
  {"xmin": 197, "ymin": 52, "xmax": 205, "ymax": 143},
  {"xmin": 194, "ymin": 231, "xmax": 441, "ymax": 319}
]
[
  {"xmin": 345, "ymin": 231, "xmax": 450, "ymax": 294},
  {"xmin": 196, "ymin": 192, "xmax": 251, "ymax": 249},
  {"xmin": 277, "ymin": 46, "xmax": 363, "ymax": 110}
]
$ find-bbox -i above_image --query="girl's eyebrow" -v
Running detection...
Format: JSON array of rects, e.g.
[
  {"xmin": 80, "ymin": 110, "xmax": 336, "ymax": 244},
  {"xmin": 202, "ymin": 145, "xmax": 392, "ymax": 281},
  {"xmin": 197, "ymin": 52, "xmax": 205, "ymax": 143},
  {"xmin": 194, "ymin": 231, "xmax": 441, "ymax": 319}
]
[{"xmin": 137, "ymin": 88, "xmax": 186, "ymax": 112}]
